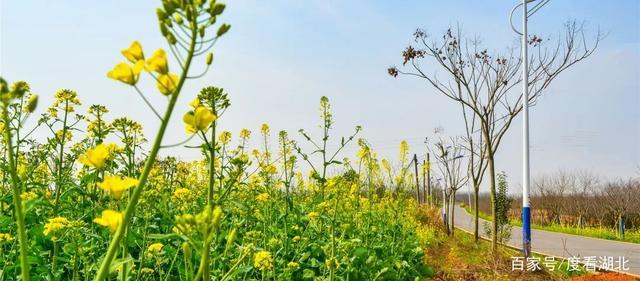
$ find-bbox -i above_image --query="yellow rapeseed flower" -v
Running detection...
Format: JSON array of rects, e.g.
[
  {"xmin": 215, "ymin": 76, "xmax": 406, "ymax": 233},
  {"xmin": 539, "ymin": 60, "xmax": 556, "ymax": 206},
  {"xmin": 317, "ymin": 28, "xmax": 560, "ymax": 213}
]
[
  {"xmin": 263, "ymin": 164, "xmax": 277, "ymax": 175},
  {"xmin": 189, "ymin": 97, "xmax": 201, "ymax": 108},
  {"xmin": 156, "ymin": 73, "xmax": 179, "ymax": 95},
  {"xmin": 219, "ymin": 131, "xmax": 231, "ymax": 145},
  {"xmin": 140, "ymin": 268, "xmax": 155, "ymax": 275},
  {"xmin": 107, "ymin": 61, "xmax": 144, "ymax": 85},
  {"xmin": 256, "ymin": 192, "xmax": 270, "ymax": 202},
  {"xmin": 78, "ymin": 143, "xmax": 112, "ymax": 169},
  {"xmin": 146, "ymin": 49, "xmax": 169, "ymax": 74},
  {"xmin": 94, "ymin": 210, "xmax": 123, "ymax": 233},
  {"xmin": 43, "ymin": 217, "xmax": 70, "ymax": 237},
  {"xmin": 98, "ymin": 175, "xmax": 138, "ymax": 200},
  {"xmin": 253, "ymin": 250, "xmax": 273, "ymax": 271},
  {"xmin": 307, "ymin": 211, "xmax": 320, "ymax": 220},
  {"xmin": 183, "ymin": 106, "xmax": 216, "ymax": 134},
  {"xmin": 173, "ymin": 188, "xmax": 191, "ymax": 201},
  {"xmin": 147, "ymin": 242, "xmax": 164, "ymax": 253},
  {"xmin": 287, "ymin": 261, "xmax": 300, "ymax": 269},
  {"xmin": 0, "ymin": 233, "xmax": 13, "ymax": 242},
  {"xmin": 121, "ymin": 41, "xmax": 144, "ymax": 63},
  {"xmin": 239, "ymin": 128, "xmax": 251, "ymax": 139},
  {"xmin": 20, "ymin": 191, "xmax": 37, "ymax": 202},
  {"xmin": 260, "ymin": 123, "xmax": 270, "ymax": 136}
]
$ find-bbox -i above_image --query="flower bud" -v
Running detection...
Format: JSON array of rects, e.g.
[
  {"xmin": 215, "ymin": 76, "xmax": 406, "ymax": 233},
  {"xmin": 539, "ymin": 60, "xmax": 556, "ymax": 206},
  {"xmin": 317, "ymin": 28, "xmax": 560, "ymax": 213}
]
[
  {"xmin": 166, "ymin": 32, "xmax": 177, "ymax": 45},
  {"xmin": 25, "ymin": 95, "xmax": 38, "ymax": 113},
  {"xmin": 206, "ymin": 52, "xmax": 213, "ymax": 65},
  {"xmin": 181, "ymin": 242, "xmax": 192, "ymax": 259},
  {"xmin": 199, "ymin": 25, "xmax": 205, "ymax": 38},
  {"xmin": 216, "ymin": 23, "xmax": 231, "ymax": 37},
  {"xmin": 160, "ymin": 23, "xmax": 169, "ymax": 37},
  {"xmin": 211, "ymin": 3, "xmax": 225, "ymax": 15},
  {"xmin": 10, "ymin": 81, "xmax": 29, "ymax": 99},
  {"xmin": 0, "ymin": 77, "xmax": 8, "ymax": 95},
  {"xmin": 212, "ymin": 206, "xmax": 222, "ymax": 229},
  {"xmin": 174, "ymin": 14, "xmax": 183, "ymax": 25},
  {"xmin": 162, "ymin": 1, "xmax": 176, "ymax": 15},
  {"xmin": 185, "ymin": 6, "xmax": 193, "ymax": 20},
  {"xmin": 224, "ymin": 228, "xmax": 237, "ymax": 253},
  {"xmin": 156, "ymin": 8, "xmax": 168, "ymax": 21}
]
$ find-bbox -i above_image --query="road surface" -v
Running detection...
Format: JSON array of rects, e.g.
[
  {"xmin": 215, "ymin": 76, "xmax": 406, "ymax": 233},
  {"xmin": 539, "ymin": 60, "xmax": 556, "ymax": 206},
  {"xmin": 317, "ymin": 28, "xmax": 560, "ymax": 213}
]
[{"xmin": 452, "ymin": 204, "xmax": 640, "ymax": 276}]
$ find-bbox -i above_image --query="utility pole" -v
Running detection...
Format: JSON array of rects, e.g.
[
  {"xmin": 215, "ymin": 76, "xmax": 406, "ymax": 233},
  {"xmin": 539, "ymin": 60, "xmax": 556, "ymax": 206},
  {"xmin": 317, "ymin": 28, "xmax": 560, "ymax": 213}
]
[
  {"xmin": 422, "ymin": 159, "xmax": 427, "ymax": 205},
  {"xmin": 510, "ymin": 0, "xmax": 549, "ymax": 257},
  {"xmin": 413, "ymin": 154, "xmax": 421, "ymax": 203},
  {"xmin": 426, "ymin": 153, "xmax": 431, "ymax": 206},
  {"xmin": 521, "ymin": 0, "xmax": 532, "ymax": 257}
]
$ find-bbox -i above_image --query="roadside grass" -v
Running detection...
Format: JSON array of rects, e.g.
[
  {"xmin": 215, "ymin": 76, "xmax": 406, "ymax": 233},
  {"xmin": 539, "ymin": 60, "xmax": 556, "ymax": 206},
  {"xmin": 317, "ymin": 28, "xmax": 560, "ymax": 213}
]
[
  {"xmin": 460, "ymin": 203, "xmax": 640, "ymax": 244},
  {"xmin": 424, "ymin": 227, "xmax": 590, "ymax": 280}
]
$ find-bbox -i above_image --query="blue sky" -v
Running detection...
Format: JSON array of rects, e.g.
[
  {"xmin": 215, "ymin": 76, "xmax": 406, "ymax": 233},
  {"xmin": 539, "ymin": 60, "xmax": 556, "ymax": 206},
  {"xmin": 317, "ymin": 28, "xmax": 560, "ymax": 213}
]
[{"xmin": 1, "ymin": 0, "xmax": 639, "ymax": 191}]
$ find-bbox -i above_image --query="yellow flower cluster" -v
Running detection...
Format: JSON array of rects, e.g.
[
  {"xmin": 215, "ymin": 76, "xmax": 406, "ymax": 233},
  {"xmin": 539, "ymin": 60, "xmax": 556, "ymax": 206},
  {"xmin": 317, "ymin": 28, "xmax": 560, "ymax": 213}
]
[
  {"xmin": 256, "ymin": 192, "xmax": 270, "ymax": 202},
  {"xmin": 140, "ymin": 268, "xmax": 155, "ymax": 275},
  {"xmin": 263, "ymin": 164, "xmax": 277, "ymax": 175},
  {"xmin": 78, "ymin": 143, "xmax": 119, "ymax": 169},
  {"xmin": 307, "ymin": 211, "xmax": 320, "ymax": 220},
  {"xmin": 98, "ymin": 175, "xmax": 138, "ymax": 200},
  {"xmin": 43, "ymin": 217, "xmax": 71, "ymax": 237},
  {"xmin": 287, "ymin": 261, "xmax": 300, "ymax": 269},
  {"xmin": 183, "ymin": 100, "xmax": 216, "ymax": 134},
  {"xmin": 50, "ymin": 89, "xmax": 81, "ymax": 116},
  {"xmin": 219, "ymin": 131, "xmax": 231, "ymax": 144},
  {"xmin": 147, "ymin": 242, "xmax": 164, "ymax": 253},
  {"xmin": 0, "ymin": 233, "xmax": 14, "ymax": 242},
  {"xmin": 94, "ymin": 210, "xmax": 122, "ymax": 233},
  {"xmin": 108, "ymin": 41, "xmax": 144, "ymax": 86},
  {"xmin": 20, "ymin": 191, "xmax": 37, "ymax": 202},
  {"xmin": 260, "ymin": 123, "xmax": 270, "ymax": 136},
  {"xmin": 239, "ymin": 128, "xmax": 251, "ymax": 139},
  {"xmin": 172, "ymin": 188, "xmax": 191, "ymax": 201},
  {"xmin": 107, "ymin": 41, "xmax": 179, "ymax": 95},
  {"xmin": 253, "ymin": 250, "xmax": 273, "ymax": 272}
]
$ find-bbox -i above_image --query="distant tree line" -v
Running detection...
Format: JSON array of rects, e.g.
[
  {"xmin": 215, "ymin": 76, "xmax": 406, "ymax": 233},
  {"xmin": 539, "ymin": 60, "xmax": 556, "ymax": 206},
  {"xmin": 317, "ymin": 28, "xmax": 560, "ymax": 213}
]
[{"xmin": 459, "ymin": 171, "xmax": 640, "ymax": 235}]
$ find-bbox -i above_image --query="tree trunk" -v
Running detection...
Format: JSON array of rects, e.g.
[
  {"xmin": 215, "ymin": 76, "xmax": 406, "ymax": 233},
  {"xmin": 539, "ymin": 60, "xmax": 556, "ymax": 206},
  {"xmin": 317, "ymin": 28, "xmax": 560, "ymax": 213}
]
[
  {"xmin": 480, "ymin": 120, "xmax": 498, "ymax": 252},
  {"xmin": 450, "ymin": 190, "xmax": 456, "ymax": 237},
  {"xmin": 474, "ymin": 186, "xmax": 480, "ymax": 241},
  {"xmin": 443, "ymin": 192, "xmax": 450, "ymax": 235},
  {"xmin": 618, "ymin": 214, "xmax": 625, "ymax": 239},
  {"xmin": 487, "ymin": 153, "xmax": 498, "ymax": 252}
]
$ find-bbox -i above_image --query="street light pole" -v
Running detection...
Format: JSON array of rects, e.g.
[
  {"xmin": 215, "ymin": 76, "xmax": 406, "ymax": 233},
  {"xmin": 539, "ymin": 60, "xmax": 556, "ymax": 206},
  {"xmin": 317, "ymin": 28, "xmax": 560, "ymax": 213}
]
[
  {"xmin": 521, "ymin": 0, "xmax": 532, "ymax": 258},
  {"xmin": 510, "ymin": 0, "xmax": 549, "ymax": 257}
]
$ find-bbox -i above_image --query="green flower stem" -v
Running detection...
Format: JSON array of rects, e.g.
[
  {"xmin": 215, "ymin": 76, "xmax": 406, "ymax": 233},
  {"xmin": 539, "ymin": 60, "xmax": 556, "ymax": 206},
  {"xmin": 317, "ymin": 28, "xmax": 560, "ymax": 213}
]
[
  {"xmin": 93, "ymin": 20, "xmax": 198, "ymax": 281},
  {"xmin": 193, "ymin": 227, "xmax": 213, "ymax": 281},
  {"xmin": 2, "ymin": 104, "xmax": 30, "ymax": 281}
]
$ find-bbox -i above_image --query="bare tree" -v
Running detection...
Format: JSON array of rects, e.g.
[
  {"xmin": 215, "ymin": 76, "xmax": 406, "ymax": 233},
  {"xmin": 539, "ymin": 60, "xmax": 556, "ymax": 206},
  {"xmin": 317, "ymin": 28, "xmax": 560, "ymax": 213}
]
[
  {"xmin": 570, "ymin": 170, "xmax": 599, "ymax": 228},
  {"xmin": 533, "ymin": 171, "xmax": 572, "ymax": 224},
  {"xmin": 431, "ymin": 137, "xmax": 468, "ymax": 236},
  {"xmin": 389, "ymin": 22, "xmax": 602, "ymax": 250},
  {"xmin": 603, "ymin": 179, "xmax": 637, "ymax": 238},
  {"xmin": 460, "ymin": 105, "xmax": 488, "ymax": 241}
]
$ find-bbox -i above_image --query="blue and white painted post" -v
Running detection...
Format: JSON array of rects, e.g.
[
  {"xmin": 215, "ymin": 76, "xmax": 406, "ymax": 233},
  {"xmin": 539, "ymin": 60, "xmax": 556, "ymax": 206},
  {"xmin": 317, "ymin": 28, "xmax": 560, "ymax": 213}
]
[
  {"xmin": 510, "ymin": 0, "xmax": 547, "ymax": 257},
  {"xmin": 520, "ymin": 0, "xmax": 532, "ymax": 257},
  {"xmin": 522, "ymin": 0, "xmax": 531, "ymax": 257}
]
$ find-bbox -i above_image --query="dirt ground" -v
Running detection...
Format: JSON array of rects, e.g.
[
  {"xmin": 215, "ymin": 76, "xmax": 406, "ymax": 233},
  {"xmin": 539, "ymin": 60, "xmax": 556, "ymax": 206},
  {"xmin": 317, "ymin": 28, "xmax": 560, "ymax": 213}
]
[{"xmin": 569, "ymin": 272, "xmax": 639, "ymax": 281}]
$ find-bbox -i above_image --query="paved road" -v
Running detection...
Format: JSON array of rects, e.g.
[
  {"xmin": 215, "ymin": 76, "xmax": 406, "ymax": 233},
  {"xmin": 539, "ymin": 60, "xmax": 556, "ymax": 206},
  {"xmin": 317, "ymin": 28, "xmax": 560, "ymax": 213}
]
[{"xmin": 452, "ymin": 204, "xmax": 640, "ymax": 276}]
